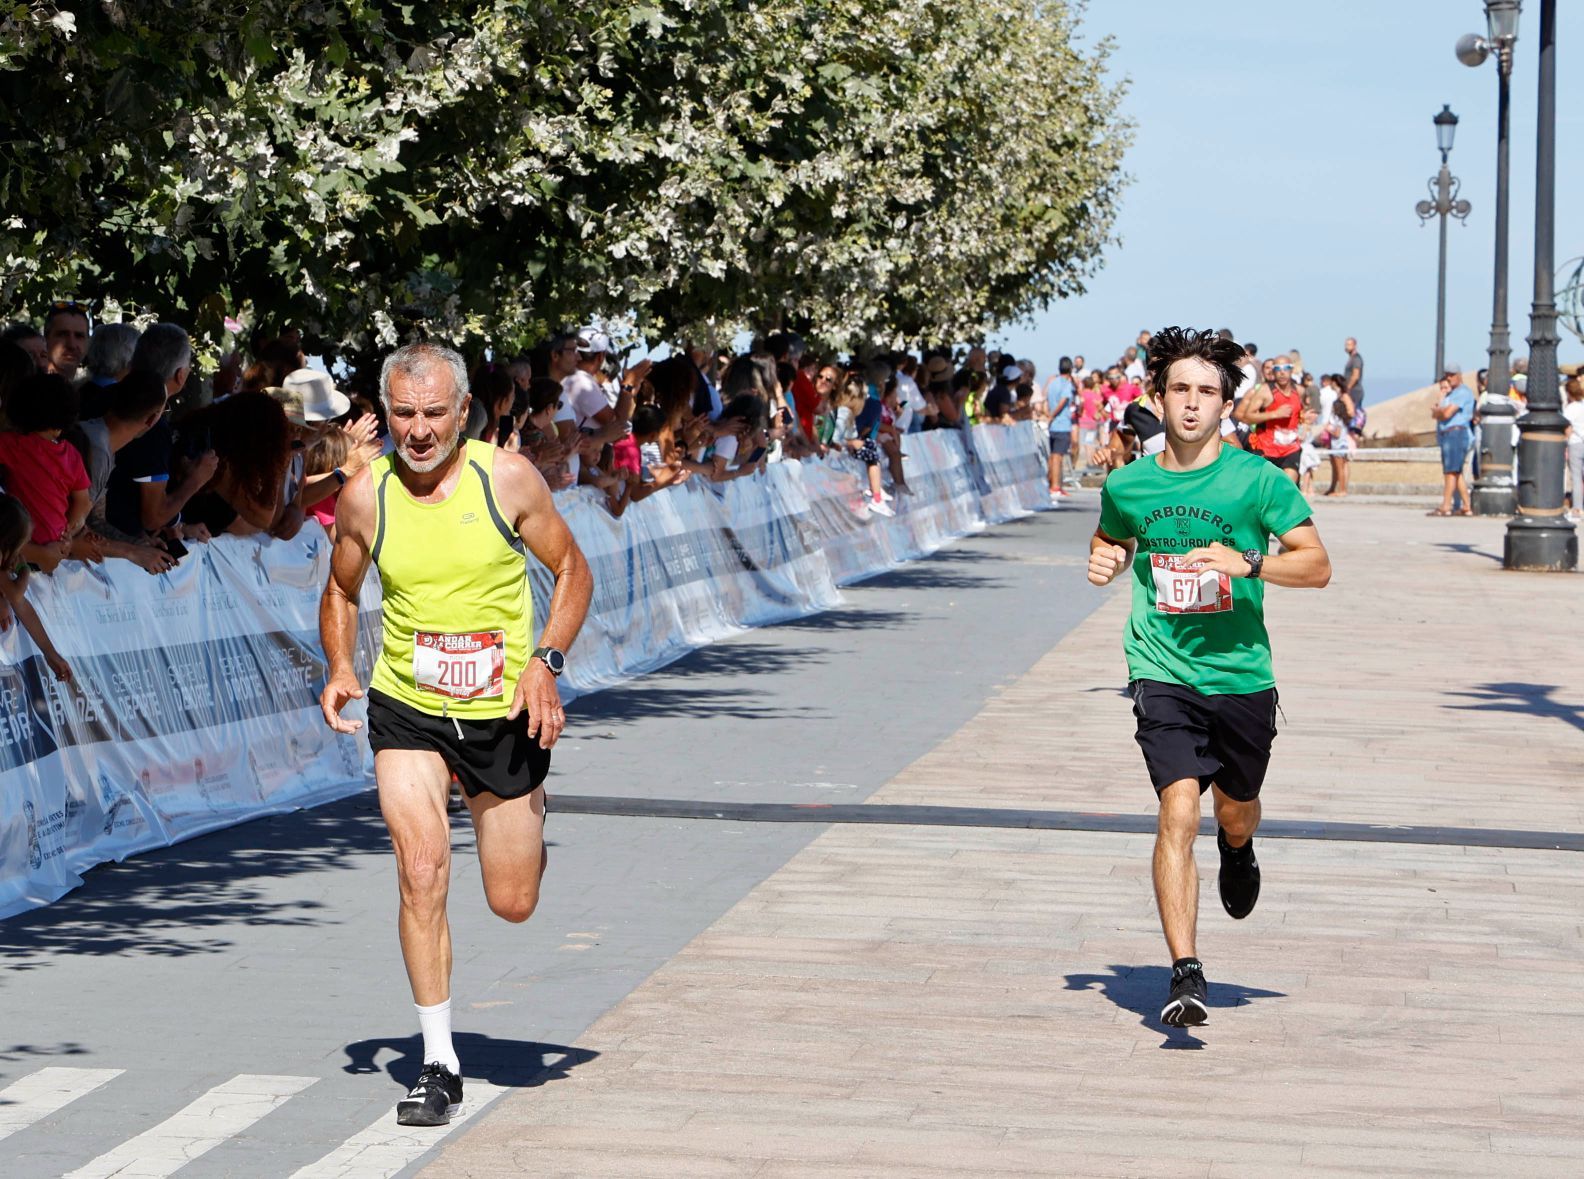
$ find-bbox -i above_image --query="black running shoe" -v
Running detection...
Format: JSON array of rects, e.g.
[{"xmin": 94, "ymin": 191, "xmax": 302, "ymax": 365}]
[
  {"xmin": 1160, "ymin": 959, "xmax": 1209, "ymax": 1027},
  {"xmin": 1217, "ymin": 827, "xmax": 1260, "ymax": 920},
  {"xmin": 396, "ymin": 1062, "xmax": 463, "ymax": 1126}
]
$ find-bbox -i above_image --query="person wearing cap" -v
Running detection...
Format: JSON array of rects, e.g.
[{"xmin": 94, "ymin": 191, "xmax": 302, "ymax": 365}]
[{"xmin": 1430, "ymin": 363, "xmax": 1476, "ymax": 516}]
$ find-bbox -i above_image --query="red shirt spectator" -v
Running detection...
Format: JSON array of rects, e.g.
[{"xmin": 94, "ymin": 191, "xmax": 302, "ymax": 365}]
[
  {"xmin": 791, "ymin": 368, "xmax": 820, "ymax": 438},
  {"xmin": 0, "ymin": 431, "xmax": 90, "ymax": 543}
]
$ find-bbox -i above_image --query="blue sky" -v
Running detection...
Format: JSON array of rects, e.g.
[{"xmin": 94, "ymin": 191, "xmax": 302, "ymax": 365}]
[{"xmin": 994, "ymin": 0, "xmax": 1584, "ymax": 395}]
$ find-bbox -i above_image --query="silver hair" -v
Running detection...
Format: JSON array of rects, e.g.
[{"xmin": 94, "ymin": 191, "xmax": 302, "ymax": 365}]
[
  {"xmin": 379, "ymin": 341, "xmax": 469, "ymax": 413},
  {"xmin": 84, "ymin": 323, "xmax": 141, "ymax": 381},
  {"xmin": 129, "ymin": 323, "xmax": 192, "ymax": 383}
]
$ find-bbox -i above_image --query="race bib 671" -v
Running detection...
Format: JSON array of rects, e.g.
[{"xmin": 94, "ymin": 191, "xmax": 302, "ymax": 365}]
[{"xmin": 1150, "ymin": 554, "xmax": 1233, "ymax": 615}]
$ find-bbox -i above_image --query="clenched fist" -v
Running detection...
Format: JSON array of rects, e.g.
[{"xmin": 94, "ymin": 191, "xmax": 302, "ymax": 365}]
[{"xmin": 1088, "ymin": 542, "xmax": 1131, "ymax": 587}]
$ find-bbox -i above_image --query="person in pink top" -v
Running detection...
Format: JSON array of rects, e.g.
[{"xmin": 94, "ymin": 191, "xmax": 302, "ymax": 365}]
[
  {"xmin": 0, "ymin": 373, "xmax": 91, "ymax": 573},
  {"xmin": 1077, "ymin": 371, "xmax": 1106, "ymax": 464}
]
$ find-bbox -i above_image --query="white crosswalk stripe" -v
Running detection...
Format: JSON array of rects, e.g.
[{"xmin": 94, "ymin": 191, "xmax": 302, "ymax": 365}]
[
  {"xmin": 0, "ymin": 1067, "xmax": 125, "ymax": 1143},
  {"xmin": 63, "ymin": 1073, "xmax": 317, "ymax": 1179},
  {"xmin": 288, "ymin": 1078, "xmax": 511, "ymax": 1179}
]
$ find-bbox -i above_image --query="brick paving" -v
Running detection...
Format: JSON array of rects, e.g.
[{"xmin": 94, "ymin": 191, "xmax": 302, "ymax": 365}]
[{"xmin": 428, "ymin": 501, "xmax": 1584, "ymax": 1177}]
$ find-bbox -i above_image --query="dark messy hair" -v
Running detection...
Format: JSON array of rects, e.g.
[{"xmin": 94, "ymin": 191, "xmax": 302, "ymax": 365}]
[
  {"xmin": 1146, "ymin": 327, "xmax": 1246, "ymax": 402},
  {"xmin": 6, "ymin": 372, "xmax": 78, "ymax": 433}
]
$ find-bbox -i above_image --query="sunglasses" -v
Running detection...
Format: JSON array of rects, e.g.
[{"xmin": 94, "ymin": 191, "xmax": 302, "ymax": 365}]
[{"xmin": 1274, "ymin": 364, "xmax": 1293, "ymax": 371}]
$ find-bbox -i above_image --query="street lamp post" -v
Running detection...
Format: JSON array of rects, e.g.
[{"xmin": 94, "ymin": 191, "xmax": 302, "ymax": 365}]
[
  {"xmin": 1415, "ymin": 107, "xmax": 1470, "ymax": 381},
  {"xmin": 1459, "ymin": 0, "xmax": 1522, "ymax": 516},
  {"xmin": 1504, "ymin": 0, "xmax": 1576, "ymax": 570}
]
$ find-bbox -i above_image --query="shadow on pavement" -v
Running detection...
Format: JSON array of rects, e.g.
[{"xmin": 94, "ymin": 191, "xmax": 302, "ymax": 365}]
[
  {"xmin": 0, "ymin": 795, "xmax": 389, "ymax": 972},
  {"xmin": 1434, "ymin": 541, "xmax": 1503, "ymax": 565},
  {"xmin": 1444, "ymin": 681, "xmax": 1584, "ymax": 733},
  {"xmin": 340, "ymin": 1031, "xmax": 598, "ymax": 1090},
  {"xmin": 1064, "ymin": 964, "xmax": 1285, "ymax": 1051}
]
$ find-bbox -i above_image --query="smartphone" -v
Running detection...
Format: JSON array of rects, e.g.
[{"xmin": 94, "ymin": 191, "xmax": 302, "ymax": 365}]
[
  {"xmin": 578, "ymin": 425, "xmax": 598, "ymax": 436},
  {"xmin": 186, "ymin": 425, "xmax": 212, "ymax": 459},
  {"xmin": 746, "ymin": 446, "xmax": 767, "ymax": 464},
  {"xmin": 496, "ymin": 414, "xmax": 514, "ymax": 446},
  {"xmin": 164, "ymin": 538, "xmax": 190, "ymax": 562}
]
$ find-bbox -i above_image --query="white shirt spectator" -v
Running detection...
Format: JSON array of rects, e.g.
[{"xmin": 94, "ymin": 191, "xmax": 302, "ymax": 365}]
[
  {"xmin": 894, "ymin": 371, "xmax": 926, "ymax": 433},
  {"xmin": 1124, "ymin": 357, "xmax": 1146, "ymax": 385},
  {"xmin": 562, "ymin": 370, "xmax": 608, "ymax": 428}
]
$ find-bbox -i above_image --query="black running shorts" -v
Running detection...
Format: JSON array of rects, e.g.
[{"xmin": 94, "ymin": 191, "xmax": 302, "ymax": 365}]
[
  {"xmin": 366, "ymin": 688, "xmax": 551, "ymax": 800},
  {"xmin": 1130, "ymin": 679, "xmax": 1278, "ymax": 802},
  {"xmin": 1265, "ymin": 449, "xmax": 1302, "ymax": 473}
]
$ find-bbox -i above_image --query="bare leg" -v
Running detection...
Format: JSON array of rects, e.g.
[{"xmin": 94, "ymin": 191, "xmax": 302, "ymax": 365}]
[
  {"xmin": 1439, "ymin": 471, "xmax": 1456, "ymax": 513},
  {"xmin": 465, "ymin": 784, "xmax": 548, "ymax": 924},
  {"xmin": 1153, "ymin": 778, "xmax": 1201, "ymax": 962},
  {"xmin": 866, "ymin": 463, "xmax": 884, "ymax": 502},
  {"xmin": 377, "ymin": 750, "xmax": 454, "ymax": 1006},
  {"xmin": 1211, "ymin": 785, "xmax": 1261, "ymax": 847}
]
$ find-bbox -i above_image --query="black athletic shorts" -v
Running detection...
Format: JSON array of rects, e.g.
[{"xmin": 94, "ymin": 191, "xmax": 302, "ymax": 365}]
[
  {"xmin": 1265, "ymin": 449, "xmax": 1302, "ymax": 473},
  {"xmin": 1130, "ymin": 679, "xmax": 1278, "ymax": 802},
  {"xmin": 366, "ymin": 688, "xmax": 551, "ymax": 800}
]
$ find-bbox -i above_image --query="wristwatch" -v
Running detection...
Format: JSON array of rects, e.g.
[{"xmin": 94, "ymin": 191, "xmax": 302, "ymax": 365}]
[
  {"xmin": 531, "ymin": 646, "xmax": 566, "ymax": 677},
  {"xmin": 1242, "ymin": 549, "xmax": 1264, "ymax": 580},
  {"xmin": 331, "ymin": 467, "xmax": 347, "ymax": 486}
]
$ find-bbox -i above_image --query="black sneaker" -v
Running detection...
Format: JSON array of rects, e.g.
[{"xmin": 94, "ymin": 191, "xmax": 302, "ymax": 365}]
[
  {"xmin": 1217, "ymin": 827, "xmax": 1260, "ymax": 919},
  {"xmin": 1160, "ymin": 959, "xmax": 1208, "ymax": 1027},
  {"xmin": 396, "ymin": 1062, "xmax": 463, "ymax": 1126}
]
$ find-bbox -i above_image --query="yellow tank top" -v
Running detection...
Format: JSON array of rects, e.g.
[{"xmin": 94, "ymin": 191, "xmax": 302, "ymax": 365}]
[{"xmin": 368, "ymin": 439, "xmax": 533, "ymax": 719}]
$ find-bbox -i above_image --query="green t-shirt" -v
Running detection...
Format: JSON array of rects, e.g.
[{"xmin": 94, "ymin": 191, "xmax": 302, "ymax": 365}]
[{"xmin": 1097, "ymin": 444, "xmax": 1311, "ymax": 695}]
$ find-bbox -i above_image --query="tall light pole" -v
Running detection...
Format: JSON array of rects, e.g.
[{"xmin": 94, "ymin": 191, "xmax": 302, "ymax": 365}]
[
  {"xmin": 1415, "ymin": 106, "xmax": 1471, "ymax": 380},
  {"xmin": 1504, "ymin": 0, "xmax": 1576, "ymax": 569},
  {"xmin": 1460, "ymin": 0, "xmax": 1522, "ymax": 516}
]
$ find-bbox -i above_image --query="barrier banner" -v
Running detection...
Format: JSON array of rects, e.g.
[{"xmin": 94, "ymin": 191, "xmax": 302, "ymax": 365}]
[
  {"xmin": 1, "ymin": 425, "xmax": 1050, "ymax": 916},
  {"xmin": 0, "ymin": 533, "xmax": 381, "ymax": 918}
]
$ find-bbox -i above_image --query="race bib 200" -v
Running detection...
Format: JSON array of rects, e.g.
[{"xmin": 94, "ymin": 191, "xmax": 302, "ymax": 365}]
[
  {"xmin": 413, "ymin": 631, "xmax": 506, "ymax": 700},
  {"xmin": 1150, "ymin": 554, "xmax": 1232, "ymax": 615}
]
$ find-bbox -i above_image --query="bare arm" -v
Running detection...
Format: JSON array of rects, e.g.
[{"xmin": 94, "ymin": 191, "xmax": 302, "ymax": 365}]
[
  {"xmin": 139, "ymin": 451, "xmax": 219, "ymax": 531},
  {"xmin": 317, "ymin": 469, "xmax": 375, "ymax": 732},
  {"xmin": 1, "ymin": 572, "xmax": 71, "ymax": 682},
  {"xmin": 1183, "ymin": 521, "xmax": 1331, "ymax": 590},
  {"xmin": 494, "ymin": 451, "xmax": 593, "ymax": 747}
]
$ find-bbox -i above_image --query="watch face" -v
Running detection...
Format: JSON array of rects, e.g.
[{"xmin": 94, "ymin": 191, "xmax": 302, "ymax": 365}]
[{"xmin": 541, "ymin": 648, "xmax": 566, "ymax": 674}]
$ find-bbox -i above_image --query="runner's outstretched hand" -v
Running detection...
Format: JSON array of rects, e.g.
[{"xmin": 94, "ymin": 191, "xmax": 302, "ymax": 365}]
[
  {"xmin": 510, "ymin": 660, "xmax": 565, "ymax": 749},
  {"xmin": 320, "ymin": 672, "xmax": 364, "ymax": 733},
  {"xmin": 1088, "ymin": 543, "xmax": 1130, "ymax": 587}
]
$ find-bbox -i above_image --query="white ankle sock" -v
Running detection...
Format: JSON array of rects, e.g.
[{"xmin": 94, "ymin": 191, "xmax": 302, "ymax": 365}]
[{"xmin": 415, "ymin": 998, "xmax": 460, "ymax": 1075}]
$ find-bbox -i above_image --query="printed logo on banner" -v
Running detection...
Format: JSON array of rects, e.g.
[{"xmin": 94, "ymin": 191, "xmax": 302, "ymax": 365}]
[{"xmin": 93, "ymin": 603, "xmax": 138, "ymax": 626}]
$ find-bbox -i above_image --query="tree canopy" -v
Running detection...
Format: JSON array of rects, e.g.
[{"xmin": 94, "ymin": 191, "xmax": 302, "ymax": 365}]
[{"xmin": 0, "ymin": 1, "xmax": 1129, "ymax": 363}]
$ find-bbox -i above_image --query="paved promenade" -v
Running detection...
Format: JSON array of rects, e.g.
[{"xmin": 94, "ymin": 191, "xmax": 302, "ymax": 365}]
[{"xmin": 433, "ymin": 500, "xmax": 1584, "ymax": 1177}]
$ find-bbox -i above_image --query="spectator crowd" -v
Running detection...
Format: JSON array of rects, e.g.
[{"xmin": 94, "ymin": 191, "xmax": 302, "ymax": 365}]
[
  {"xmin": 0, "ymin": 305, "xmax": 1057, "ymax": 685},
  {"xmin": 1032, "ymin": 329, "xmax": 1370, "ymax": 502}
]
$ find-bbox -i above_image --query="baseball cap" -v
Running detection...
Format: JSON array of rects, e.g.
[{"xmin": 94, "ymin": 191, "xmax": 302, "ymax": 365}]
[
  {"xmin": 282, "ymin": 367, "xmax": 351, "ymax": 421},
  {"xmin": 1001, "ymin": 364, "xmax": 1022, "ymax": 381},
  {"xmin": 576, "ymin": 327, "xmax": 611, "ymax": 354}
]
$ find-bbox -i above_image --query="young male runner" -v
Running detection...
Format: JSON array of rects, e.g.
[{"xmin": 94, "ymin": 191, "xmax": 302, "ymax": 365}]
[
  {"xmin": 320, "ymin": 342, "xmax": 592, "ymax": 1123},
  {"xmin": 1087, "ymin": 327, "xmax": 1331, "ymax": 1028}
]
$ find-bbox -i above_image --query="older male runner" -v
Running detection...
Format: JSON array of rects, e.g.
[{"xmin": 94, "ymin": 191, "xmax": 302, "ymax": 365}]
[
  {"xmin": 320, "ymin": 341, "xmax": 592, "ymax": 1124},
  {"xmin": 1087, "ymin": 327, "xmax": 1331, "ymax": 1028}
]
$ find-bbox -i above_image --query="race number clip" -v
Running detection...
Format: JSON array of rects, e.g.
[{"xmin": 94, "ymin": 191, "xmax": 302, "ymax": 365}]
[
  {"xmin": 1150, "ymin": 554, "xmax": 1233, "ymax": 615},
  {"xmin": 413, "ymin": 631, "xmax": 506, "ymax": 700}
]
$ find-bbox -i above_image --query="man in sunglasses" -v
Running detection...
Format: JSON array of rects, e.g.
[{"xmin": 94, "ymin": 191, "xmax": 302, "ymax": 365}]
[
  {"xmin": 1236, "ymin": 353, "xmax": 1304, "ymax": 483},
  {"xmin": 44, "ymin": 301, "xmax": 90, "ymax": 383}
]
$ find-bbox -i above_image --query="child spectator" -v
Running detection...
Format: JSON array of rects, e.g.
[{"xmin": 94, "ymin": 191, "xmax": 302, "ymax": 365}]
[
  {"xmin": 0, "ymin": 494, "xmax": 71, "ymax": 682},
  {"xmin": 0, "ymin": 373, "xmax": 91, "ymax": 573},
  {"xmin": 175, "ymin": 392, "xmax": 292, "ymax": 537}
]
